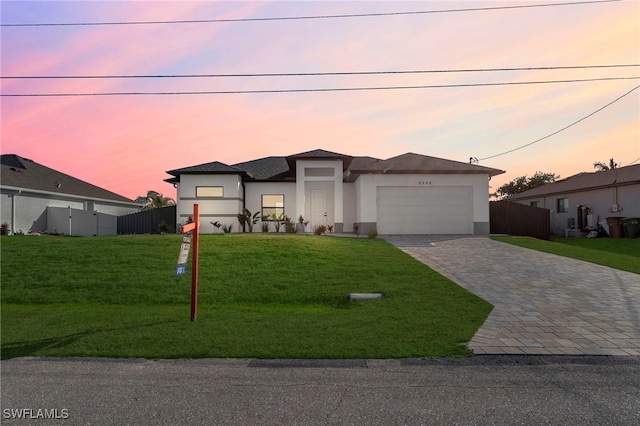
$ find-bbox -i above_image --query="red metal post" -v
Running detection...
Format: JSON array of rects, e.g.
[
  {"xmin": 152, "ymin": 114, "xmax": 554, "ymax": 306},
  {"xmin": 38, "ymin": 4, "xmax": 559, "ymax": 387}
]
[{"xmin": 190, "ymin": 204, "xmax": 200, "ymax": 321}]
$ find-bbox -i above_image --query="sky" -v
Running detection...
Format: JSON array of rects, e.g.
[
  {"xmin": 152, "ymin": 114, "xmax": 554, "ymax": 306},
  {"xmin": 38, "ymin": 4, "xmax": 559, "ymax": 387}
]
[{"xmin": 1, "ymin": 0, "xmax": 639, "ymax": 200}]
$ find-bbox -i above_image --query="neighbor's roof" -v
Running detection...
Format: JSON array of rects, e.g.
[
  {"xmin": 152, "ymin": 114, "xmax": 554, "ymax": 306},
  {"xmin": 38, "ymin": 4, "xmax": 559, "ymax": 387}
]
[
  {"xmin": 165, "ymin": 149, "xmax": 504, "ymax": 183},
  {"xmin": 508, "ymin": 164, "xmax": 640, "ymax": 200},
  {"xmin": 1, "ymin": 154, "xmax": 136, "ymax": 204}
]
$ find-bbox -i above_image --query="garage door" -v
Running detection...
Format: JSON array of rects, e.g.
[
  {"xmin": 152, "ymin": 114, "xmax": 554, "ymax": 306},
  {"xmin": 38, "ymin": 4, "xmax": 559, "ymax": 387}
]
[{"xmin": 377, "ymin": 186, "xmax": 473, "ymax": 234}]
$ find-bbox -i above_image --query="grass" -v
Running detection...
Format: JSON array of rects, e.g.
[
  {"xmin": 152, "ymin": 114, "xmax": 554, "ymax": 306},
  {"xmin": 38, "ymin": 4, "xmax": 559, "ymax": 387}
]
[
  {"xmin": 492, "ymin": 236, "xmax": 640, "ymax": 274},
  {"xmin": 1, "ymin": 234, "xmax": 492, "ymax": 359}
]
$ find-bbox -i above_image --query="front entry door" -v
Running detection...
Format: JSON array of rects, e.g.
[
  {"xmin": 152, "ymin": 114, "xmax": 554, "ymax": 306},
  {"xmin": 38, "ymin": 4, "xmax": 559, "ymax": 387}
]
[{"xmin": 311, "ymin": 190, "xmax": 327, "ymax": 227}]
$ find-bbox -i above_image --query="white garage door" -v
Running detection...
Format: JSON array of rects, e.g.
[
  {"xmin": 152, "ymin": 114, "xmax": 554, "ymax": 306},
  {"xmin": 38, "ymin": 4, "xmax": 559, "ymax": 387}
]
[{"xmin": 377, "ymin": 186, "xmax": 473, "ymax": 234}]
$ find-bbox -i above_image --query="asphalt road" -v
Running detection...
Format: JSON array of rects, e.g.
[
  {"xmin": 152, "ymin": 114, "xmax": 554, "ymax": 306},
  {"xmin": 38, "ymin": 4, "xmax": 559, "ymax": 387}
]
[{"xmin": 2, "ymin": 356, "xmax": 639, "ymax": 425}]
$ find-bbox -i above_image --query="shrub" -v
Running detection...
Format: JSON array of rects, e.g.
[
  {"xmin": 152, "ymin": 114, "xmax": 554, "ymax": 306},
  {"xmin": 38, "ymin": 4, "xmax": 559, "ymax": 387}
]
[
  {"xmin": 261, "ymin": 222, "xmax": 270, "ymax": 233},
  {"xmin": 284, "ymin": 216, "xmax": 297, "ymax": 233},
  {"xmin": 313, "ymin": 225, "xmax": 327, "ymax": 235},
  {"xmin": 222, "ymin": 224, "xmax": 233, "ymax": 233},
  {"xmin": 367, "ymin": 227, "xmax": 378, "ymax": 239},
  {"xmin": 353, "ymin": 224, "xmax": 360, "ymax": 238}
]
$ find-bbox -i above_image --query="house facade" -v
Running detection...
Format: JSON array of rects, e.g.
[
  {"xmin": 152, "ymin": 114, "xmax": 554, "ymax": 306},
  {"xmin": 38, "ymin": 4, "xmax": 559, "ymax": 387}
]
[
  {"xmin": 1, "ymin": 154, "xmax": 140, "ymax": 235},
  {"xmin": 165, "ymin": 149, "xmax": 504, "ymax": 235},
  {"xmin": 507, "ymin": 165, "xmax": 640, "ymax": 235}
]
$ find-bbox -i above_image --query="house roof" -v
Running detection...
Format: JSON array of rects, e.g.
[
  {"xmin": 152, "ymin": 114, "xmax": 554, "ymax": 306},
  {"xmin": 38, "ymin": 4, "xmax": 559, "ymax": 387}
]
[
  {"xmin": 508, "ymin": 164, "xmax": 640, "ymax": 200},
  {"xmin": 346, "ymin": 152, "xmax": 504, "ymax": 178},
  {"xmin": 165, "ymin": 149, "xmax": 504, "ymax": 183},
  {"xmin": 1, "ymin": 154, "xmax": 137, "ymax": 204}
]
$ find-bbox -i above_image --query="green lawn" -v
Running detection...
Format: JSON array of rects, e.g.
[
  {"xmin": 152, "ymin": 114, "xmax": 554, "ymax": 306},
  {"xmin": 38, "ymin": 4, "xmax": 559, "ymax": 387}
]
[
  {"xmin": 1, "ymin": 234, "xmax": 491, "ymax": 359},
  {"xmin": 492, "ymin": 236, "xmax": 640, "ymax": 274}
]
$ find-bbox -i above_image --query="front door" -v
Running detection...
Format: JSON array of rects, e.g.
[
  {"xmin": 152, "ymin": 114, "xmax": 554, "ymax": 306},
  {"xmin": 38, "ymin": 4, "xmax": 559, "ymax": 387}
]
[{"xmin": 311, "ymin": 189, "xmax": 327, "ymax": 227}]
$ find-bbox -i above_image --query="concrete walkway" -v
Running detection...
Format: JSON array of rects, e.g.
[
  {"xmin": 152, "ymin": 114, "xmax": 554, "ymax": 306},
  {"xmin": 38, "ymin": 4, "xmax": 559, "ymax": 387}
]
[{"xmin": 383, "ymin": 236, "xmax": 640, "ymax": 356}]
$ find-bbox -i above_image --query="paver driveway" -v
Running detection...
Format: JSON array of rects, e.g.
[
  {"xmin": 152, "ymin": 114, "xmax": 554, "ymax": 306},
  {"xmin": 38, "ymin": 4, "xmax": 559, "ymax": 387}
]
[{"xmin": 383, "ymin": 236, "xmax": 640, "ymax": 356}]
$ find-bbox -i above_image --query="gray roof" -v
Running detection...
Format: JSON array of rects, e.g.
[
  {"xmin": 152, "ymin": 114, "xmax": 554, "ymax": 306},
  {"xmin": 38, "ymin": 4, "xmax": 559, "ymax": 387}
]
[
  {"xmin": 233, "ymin": 156, "xmax": 291, "ymax": 180},
  {"xmin": 166, "ymin": 161, "xmax": 245, "ymax": 175},
  {"xmin": 165, "ymin": 149, "xmax": 505, "ymax": 182},
  {"xmin": 1, "ymin": 154, "xmax": 136, "ymax": 204},
  {"xmin": 508, "ymin": 164, "xmax": 640, "ymax": 200},
  {"xmin": 347, "ymin": 152, "xmax": 504, "ymax": 177}
]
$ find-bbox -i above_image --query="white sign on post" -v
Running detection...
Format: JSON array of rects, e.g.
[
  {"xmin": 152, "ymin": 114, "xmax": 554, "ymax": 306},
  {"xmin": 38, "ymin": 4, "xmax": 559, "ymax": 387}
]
[{"xmin": 176, "ymin": 234, "xmax": 192, "ymax": 276}]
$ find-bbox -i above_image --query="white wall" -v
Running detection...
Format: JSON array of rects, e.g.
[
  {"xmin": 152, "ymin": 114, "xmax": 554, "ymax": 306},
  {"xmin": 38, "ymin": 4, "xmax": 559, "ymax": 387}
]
[
  {"xmin": 513, "ymin": 184, "xmax": 640, "ymax": 235},
  {"xmin": 0, "ymin": 190, "xmax": 137, "ymax": 234},
  {"xmin": 244, "ymin": 182, "xmax": 296, "ymax": 232},
  {"xmin": 342, "ymin": 182, "xmax": 356, "ymax": 233},
  {"xmin": 177, "ymin": 174, "xmax": 242, "ymax": 233}
]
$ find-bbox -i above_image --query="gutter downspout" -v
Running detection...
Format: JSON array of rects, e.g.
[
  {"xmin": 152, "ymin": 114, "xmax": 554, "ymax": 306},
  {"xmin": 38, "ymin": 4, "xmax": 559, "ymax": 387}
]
[{"xmin": 11, "ymin": 190, "xmax": 22, "ymax": 235}]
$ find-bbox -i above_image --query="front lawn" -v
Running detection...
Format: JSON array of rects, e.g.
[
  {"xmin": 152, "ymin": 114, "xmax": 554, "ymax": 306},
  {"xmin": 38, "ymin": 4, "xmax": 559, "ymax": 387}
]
[
  {"xmin": 1, "ymin": 234, "xmax": 491, "ymax": 359},
  {"xmin": 492, "ymin": 236, "xmax": 640, "ymax": 274}
]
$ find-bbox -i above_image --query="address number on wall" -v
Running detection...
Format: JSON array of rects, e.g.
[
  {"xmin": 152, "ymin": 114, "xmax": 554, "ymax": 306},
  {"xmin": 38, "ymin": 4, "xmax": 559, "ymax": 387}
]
[{"xmin": 418, "ymin": 181, "xmax": 432, "ymax": 185}]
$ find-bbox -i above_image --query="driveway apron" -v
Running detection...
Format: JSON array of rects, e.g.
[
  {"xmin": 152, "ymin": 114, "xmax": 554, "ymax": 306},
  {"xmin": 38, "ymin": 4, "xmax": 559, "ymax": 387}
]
[{"xmin": 383, "ymin": 236, "xmax": 640, "ymax": 356}]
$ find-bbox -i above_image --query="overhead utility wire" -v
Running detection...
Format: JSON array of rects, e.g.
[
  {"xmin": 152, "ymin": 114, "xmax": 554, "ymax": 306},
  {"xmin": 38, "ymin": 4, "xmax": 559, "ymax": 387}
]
[
  {"xmin": 2, "ymin": 76, "xmax": 637, "ymax": 97},
  {"xmin": 0, "ymin": 0, "xmax": 619, "ymax": 27},
  {"xmin": 3, "ymin": 64, "xmax": 637, "ymax": 80},
  {"xmin": 477, "ymin": 84, "xmax": 640, "ymax": 161}
]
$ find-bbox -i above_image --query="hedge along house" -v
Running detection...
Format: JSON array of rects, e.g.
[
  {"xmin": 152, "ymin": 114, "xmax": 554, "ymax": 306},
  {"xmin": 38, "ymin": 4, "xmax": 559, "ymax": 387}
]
[
  {"xmin": 165, "ymin": 149, "xmax": 505, "ymax": 235},
  {"xmin": 1, "ymin": 154, "xmax": 140, "ymax": 235}
]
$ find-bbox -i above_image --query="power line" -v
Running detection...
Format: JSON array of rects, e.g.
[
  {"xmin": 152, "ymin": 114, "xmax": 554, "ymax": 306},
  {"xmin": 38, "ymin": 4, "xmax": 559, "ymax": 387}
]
[
  {"xmin": 2, "ymin": 76, "xmax": 638, "ymax": 97},
  {"xmin": 623, "ymin": 157, "xmax": 640, "ymax": 166},
  {"xmin": 478, "ymin": 84, "xmax": 640, "ymax": 161},
  {"xmin": 2, "ymin": 64, "xmax": 637, "ymax": 80},
  {"xmin": 0, "ymin": 0, "xmax": 619, "ymax": 27}
]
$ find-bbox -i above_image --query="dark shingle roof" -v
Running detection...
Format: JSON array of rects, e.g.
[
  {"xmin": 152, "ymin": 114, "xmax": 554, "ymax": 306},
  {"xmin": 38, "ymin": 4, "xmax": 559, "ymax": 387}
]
[
  {"xmin": 166, "ymin": 161, "xmax": 244, "ymax": 175},
  {"xmin": 508, "ymin": 164, "xmax": 640, "ymax": 199},
  {"xmin": 165, "ymin": 149, "xmax": 505, "ymax": 182},
  {"xmin": 348, "ymin": 152, "xmax": 504, "ymax": 177},
  {"xmin": 232, "ymin": 156, "xmax": 292, "ymax": 180},
  {"xmin": 1, "ymin": 154, "xmax": 135, "ymax": 203}
]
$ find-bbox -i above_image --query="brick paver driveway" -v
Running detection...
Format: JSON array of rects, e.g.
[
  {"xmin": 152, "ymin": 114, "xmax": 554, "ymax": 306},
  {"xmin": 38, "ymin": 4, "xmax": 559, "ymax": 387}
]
[{"xmin": 383, "ymin": 236, "xmax": 640, "ymax": 356}]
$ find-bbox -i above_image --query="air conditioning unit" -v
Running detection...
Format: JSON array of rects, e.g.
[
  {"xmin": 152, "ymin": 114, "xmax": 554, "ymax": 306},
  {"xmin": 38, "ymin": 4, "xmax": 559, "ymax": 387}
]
[{"xmin": 612, "ymin": 204, "xmax": 619, "ymax": 212}]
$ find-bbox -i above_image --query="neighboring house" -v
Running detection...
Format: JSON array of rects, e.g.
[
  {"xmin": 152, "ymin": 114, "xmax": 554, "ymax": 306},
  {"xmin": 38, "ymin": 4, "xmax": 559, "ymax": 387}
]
[
  {"xmin": 165, "ymin": 149, "xmax": 504, "ymax": 235},
  {"xmin": 1, "ymin": 154, "xmax": 140, "ymax": 235},
  {"xmin": 507, "ymin": 164, "xmax": 640, "ymax": 235}
]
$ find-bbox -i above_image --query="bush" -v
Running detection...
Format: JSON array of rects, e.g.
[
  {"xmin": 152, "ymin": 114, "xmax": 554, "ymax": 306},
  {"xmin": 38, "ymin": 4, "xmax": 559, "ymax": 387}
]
[
  {"xmin": 367, "ymin": 227, "xmax": 378, "ymax": 239},
  {"xmin": 313, "ymin": 225, "xmax": 327, "ymax": 235}
]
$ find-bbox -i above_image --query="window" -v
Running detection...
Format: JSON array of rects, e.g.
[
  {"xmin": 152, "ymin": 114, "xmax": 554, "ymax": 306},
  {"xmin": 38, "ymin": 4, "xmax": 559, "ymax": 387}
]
[
  {"xmin": 557, "ymin": 198, "xmax": 569, "ymax": 213},
  {"xmin": 304, "ymin": 167, "xmax": 335, "ymax": 177},
  {"xmin": 196, "ymin": 186, "xmax": 223, "ymax": 198},
  {"xmin": 262, "ymin": 195, "xmax": 284, "ymax": 220},
  {"xmin": 530, "ymin": 201, "xmax": 539, "ymax": 208}
]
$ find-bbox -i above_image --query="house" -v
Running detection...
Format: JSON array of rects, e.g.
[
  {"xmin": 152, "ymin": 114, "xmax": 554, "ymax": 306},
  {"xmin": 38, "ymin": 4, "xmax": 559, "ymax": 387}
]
[
  {"xmin": 1, "ymin": 154, "xmax": 140, "ymax": 235},
  {"xmin": 165, "ymin": 149, "xmax": 504, "ymax": 235},
  {"xmin": 506, "ymin": 164, "xmax": 640, "ymax": 236}
]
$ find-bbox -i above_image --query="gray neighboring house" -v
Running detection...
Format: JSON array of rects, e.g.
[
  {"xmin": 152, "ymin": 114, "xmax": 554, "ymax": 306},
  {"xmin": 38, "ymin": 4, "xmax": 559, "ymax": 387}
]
[
  {"xmin": 165, "ymin": 149, "xmax": 504, "ymax": 235},
  {"xmin": 1, "ymin": 154, "xmax": 140, "ymax": 235},
  {"xmin": 507, "ymin": 164, "xmax": 640, "ymax": 235}
]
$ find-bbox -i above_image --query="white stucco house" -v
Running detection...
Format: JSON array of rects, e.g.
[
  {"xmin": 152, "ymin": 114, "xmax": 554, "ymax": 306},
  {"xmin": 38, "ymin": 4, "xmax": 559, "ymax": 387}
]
[
  {"xmin": 506, "ymin": 164, "xmax": 640, "ymax": 236},
  {"xmin": 165, "ymin": 149, "xmax": 504, "ymax": 235},
  {"xmin": 1, "ymin": 154, "xmax": 140, "ymax": 235}
]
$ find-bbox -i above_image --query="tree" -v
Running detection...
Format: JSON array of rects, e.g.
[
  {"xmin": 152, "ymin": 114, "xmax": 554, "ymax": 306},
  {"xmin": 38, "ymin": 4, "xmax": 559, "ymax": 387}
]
[
  {"xmin": 139, "ymin": 190, "xmax": 175, "ymax": 210},
  {"xmin": 593, "ymin": 158, "xmax": 617, "ymax": 171},
  {"xmin": 492, "ymin": 172, "xmax": 559, "ymax": 199}
]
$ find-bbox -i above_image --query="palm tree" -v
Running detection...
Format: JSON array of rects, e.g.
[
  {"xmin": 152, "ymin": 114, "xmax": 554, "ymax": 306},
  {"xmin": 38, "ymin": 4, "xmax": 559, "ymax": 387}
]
[
  {"xmin": 593, "ymin": 158, "xmax": 617, "ymax": 172},
  {"xmin": 140, "ymin": 190, "xmax": 175, "ymax": 210}
]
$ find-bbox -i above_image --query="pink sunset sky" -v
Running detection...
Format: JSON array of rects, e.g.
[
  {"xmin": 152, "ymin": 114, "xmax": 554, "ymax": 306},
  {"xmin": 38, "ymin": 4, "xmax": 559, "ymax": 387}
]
[{"xmin": 1, "ymin": 0, "xmax": 639, "ymax": 200}]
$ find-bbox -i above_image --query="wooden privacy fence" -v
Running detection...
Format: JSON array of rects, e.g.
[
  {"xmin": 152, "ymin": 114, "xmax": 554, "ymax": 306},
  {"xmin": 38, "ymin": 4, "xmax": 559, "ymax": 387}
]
[
  {"xmin": 118, "ymin": 205, "xmax": 176, "ymax": 234},
  {"xmin": 490, "ymin": 200, "xmax": 550, "ymax": 240}
]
